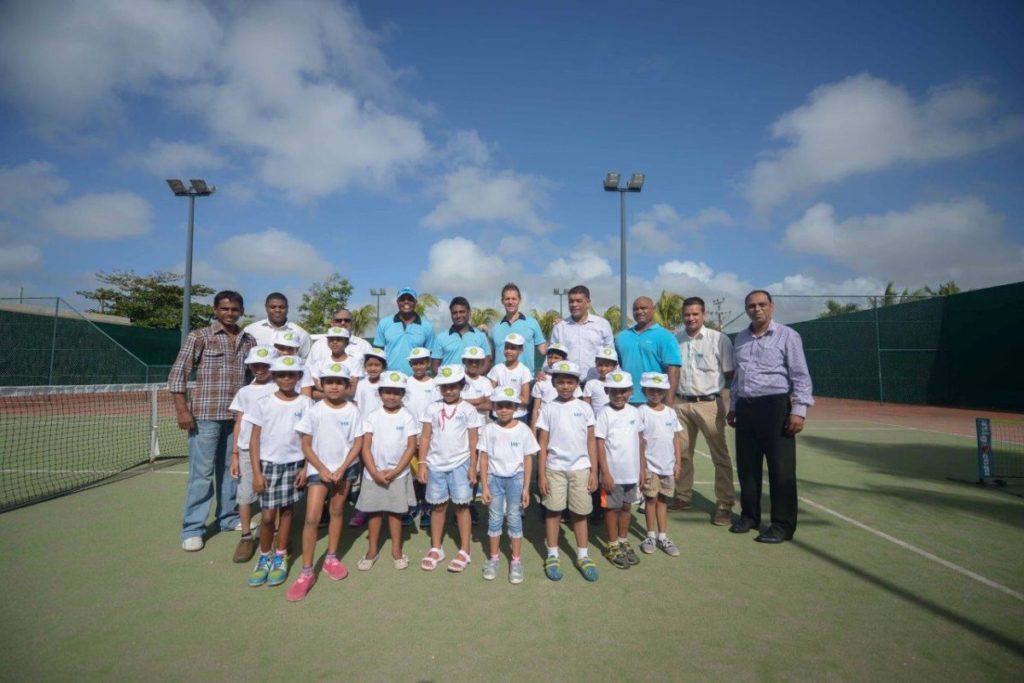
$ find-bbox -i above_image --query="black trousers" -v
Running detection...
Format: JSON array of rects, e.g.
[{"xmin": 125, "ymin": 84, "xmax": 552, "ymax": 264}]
[{"xmin": 735, "ymin": 394, "xmax": 797, "ymax": 534}]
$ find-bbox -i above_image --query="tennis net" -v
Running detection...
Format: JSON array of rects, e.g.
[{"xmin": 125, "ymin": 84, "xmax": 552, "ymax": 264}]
[
  {"xmin": 0, "ymin": 383, "xmax": 189, "ymax": 512},
  {"xmin": 976, "ymin": 417, "xmax": 1024, "ymax": 484}
]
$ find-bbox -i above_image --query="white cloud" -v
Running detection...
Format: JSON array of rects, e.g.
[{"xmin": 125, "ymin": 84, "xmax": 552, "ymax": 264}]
[
  {"xmin": 658, "ymin": 260, "xmax": 714, "ymax": 282},
  {"xmin": 630, "ymin": 221, "xmax": 680, "ymax": 252},
  {"xmin": 443, "ymin": 130, "xmax": 492, "ymax": 166},
  {"xmin": 498, "ymin": 235, "xmax": 534, "ymax": 256},
  {"xmin": 628, "ymin": 203, "xmax": 734, "ymax": 253},
  {"xmin": 544, "ymin": 252, "xmax": 613, "ymax": 281},
  {"xmin": 215, "ymin": 228, "xmax": 333, "ymax": 279},
  {"xmin": 745, "ymin": 74, "xmax": 1024, "ymax": 214},
  {"xmin": 125, "ymin": 139, "xmax": 224, "ymax": 177},
  {"xmin": 422, "ymin": 167, "xmax": 553, "ymax": 233},
  {"xmin": 40, "ymin": 191, "xmax": 153, "ymax": 239},
  {"xmin": 783, "ymin": 199, "xmax": 1024, "ymax": 288},
  {"xmin": 0, "ymin": 161, "xmax": 68, "ymax": 214},
  {"xmin": 0, "ymin": 244, "xmax": 41, "ymax": 270},
  {"xmin": 0, "ymin": 0, "xmax": 221, "ymax": 132},
  {"xmin": 418, "ymin": 237, "xmax": 520, "ymax": 305}
]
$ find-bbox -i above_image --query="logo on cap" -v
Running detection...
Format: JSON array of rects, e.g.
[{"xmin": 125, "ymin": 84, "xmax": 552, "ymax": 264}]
[
  {"xmin": 503, "ymin": 387, "xmax": 515, "ymax": 397},
  {"xmin": 372, "ymin": 348, "xmax": 384, "ymax": 354},
  {"xmin": 257, "ymin": 348, "xmax": 269, "ymax": 358},
  {"xmin": 330, "ymin": 363, "xmax": 342, "ymax": 372},
  {"xmin": 602, "ymin": 348, "xmax": 613, "ymax": 356},
  {"xmin": 389, "ymin": 372, "xmax": 400, "ymax": 381},
  {"xmin": 283, "ymin": 356, "xmax": 296, "ymax": 366},
  {"xmin": 612, "ymin": 373, "xmax": 623, "ymax": 382},
  {"xmin": 469, "ymin": 347, "xmax": 479, "ymax": 355},
  {"xmin": 653, "ymin": 375, "xmax": 663, "ymax": 383},
  {"xmin": 557, "ymin": 362, "xmax": 570, "ymax": 371},
  {"xmin": 284, "ymin": 332, "xmax": 294, "ymax": 340},
  {"xmin": 441, "ymin": 367, "xmax": 453, "ymax": 377}
]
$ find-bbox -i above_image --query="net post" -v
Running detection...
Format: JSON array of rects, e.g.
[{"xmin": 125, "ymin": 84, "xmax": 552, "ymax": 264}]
[
  {"xmin": 149, "ymin": 385, "xmax": 161, "ymax": 463},
  {"xmin": 48, "ymin": 297, "xmax": 60, "ymax": 385},
  {"xmin": 873, "ymin": 304, "xmax": 884, "ymax": 404},
  {"xmin": 976, "ymin": 417, "xmax": 992, "ymax": 482}
]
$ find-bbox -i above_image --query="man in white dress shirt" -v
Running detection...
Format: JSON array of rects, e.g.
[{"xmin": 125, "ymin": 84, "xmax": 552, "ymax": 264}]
[
  {"xmin": 242, "ymin": 292, "xmax": 312, "ymax": 358},
  {"xmin": 671, "ymin": 296, "xmax": 735, "ymax": 526},
  {"xmin": 550, "ymin": 285, "xmax": 613, "ymax": 381},
  {"xmin": 307, "ymin": 307, "xmax": 372, "ymax": 368}
]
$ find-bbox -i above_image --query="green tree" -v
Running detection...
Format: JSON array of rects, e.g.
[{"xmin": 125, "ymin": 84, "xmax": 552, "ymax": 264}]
[
  {"xmin": 470, "ymin": 307, "xmax": 500, "ymax": 328},
  {"xmin": 532, "ymin": 309, "xmax": 561, "ymax": 338},
  {"xmin": 350, "ymin": 304, "xmax": 377, "ymax": 337},
  {"xmin": 415, "ymin": 292, "xmax": 440, "ymax": 317},
  {"xmin": 77, "ymin": 270, "xmax": 213, "ymax": 329},
  {"xmin": 654, "ymin": 290, "xmax": 685, "ymax": 330},
  {"xmin": 817, "ymin": 299, "xmax": 861, "ymax": 319},
  {"xmin": 602, "ymin": 305, "xmax": 632, "ymax": 334},
  {"xmin": 298, "ymin": 273, "xmax": 353, "ymax": 333}
]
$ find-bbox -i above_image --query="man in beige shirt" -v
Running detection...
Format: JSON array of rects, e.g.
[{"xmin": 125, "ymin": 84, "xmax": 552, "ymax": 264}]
[{"xmin": 671, "ymin": 296, "xmax": 736, "ymax": 526}]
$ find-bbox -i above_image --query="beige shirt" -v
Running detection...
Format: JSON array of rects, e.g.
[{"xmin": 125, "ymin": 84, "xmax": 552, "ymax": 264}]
[{"xmin": 677, "ymin": 326, "xmax": 734, "ymax": 396}]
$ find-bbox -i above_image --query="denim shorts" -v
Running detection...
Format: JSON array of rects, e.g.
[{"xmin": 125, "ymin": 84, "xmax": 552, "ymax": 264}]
[{"xmin": 425, "ymin": 459, "xmax": 473, "ymax": 505}]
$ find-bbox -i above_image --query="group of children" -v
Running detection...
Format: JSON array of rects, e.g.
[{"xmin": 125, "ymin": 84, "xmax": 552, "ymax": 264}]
[{"xmin": 228, "ymin": 326, "xmax": 684, "ymax": 601}]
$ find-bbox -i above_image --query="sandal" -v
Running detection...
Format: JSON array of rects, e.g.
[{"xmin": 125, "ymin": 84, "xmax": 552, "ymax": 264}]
[
  {"xmin": 447, "ymin": 549, "xmax": 471, "ymax": 573},
  {"xmin": 576, "ymin": 556, "xmax": 599, "ymax": 582},
  {"xmin": 357, "ymin": 554, "xmax": 378, "ymax": 571},
  {"xmin": 544, "ymin": 555, "xmax": 563, "ymax": 581},
  {"xmin": 420, "ymin": 547, "xmax": 445, "ymax": 571},
  {"xmin": 393, "ymin": 554, "xmax": 409, "ymax": 570}
]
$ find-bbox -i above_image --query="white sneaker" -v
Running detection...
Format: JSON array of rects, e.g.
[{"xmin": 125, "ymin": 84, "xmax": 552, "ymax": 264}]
[{"xmin": 182, "ymin": 536, "xmax": 204, "ymax": 552}]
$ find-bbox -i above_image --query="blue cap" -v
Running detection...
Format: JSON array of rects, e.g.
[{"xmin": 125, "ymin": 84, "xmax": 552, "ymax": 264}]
[{"xmin": 397, "ymin": 287, "xmax": 418, "ymax": 300}]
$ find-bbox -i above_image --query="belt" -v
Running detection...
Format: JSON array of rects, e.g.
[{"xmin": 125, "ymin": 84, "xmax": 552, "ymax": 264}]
[
  {"xmin": 738, "ymin": 393, "xmax": 789, "ymax": 404},
  {"xmin": 678, "ymin": 393, "xmax": 720, "ymax": 402}
]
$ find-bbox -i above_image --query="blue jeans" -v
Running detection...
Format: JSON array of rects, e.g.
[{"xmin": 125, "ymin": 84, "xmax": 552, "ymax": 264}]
[
  {"xmin": 487, "ymin": 472, "xmax": 524, "ymax": 539},
  {"xmin": 181, "ymin": 419, "xmax": 238, "ymax": 541}
]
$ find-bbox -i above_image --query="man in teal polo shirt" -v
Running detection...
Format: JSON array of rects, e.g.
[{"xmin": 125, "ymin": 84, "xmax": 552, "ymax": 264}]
[
  {"xmin": 373, "ymin": 287, "xmax": 435, "ymax": 375},
  {"xmin": 432, "ymin": 296, "xmax": 492, "ymax": 372},
  {"xmin": 615, "ymin": 296, "xmax": 681, "ymax": 404},
  {"xmin": 490, "ymin": 282, "xmax": 547, "ymax": 372}
]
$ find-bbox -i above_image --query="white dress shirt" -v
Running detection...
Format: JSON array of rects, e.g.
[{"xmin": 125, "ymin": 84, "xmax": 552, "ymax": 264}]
[
  {"xmin": 550, "ymin": 314, "xmax": 613, "ymax": 380},
  {"xmin": 676, "ymin": 326, "xmax": 734, "ymax": 397}
]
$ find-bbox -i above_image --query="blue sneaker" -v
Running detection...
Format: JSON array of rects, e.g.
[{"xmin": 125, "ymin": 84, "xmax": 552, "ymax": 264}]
[
  {"xmin": 544, "ymin": 555, "xmax": 562, "ymax": 581},
  {"xmin": 248, "ymin": 553, "xmax": 271, "ymax": 587},
  {"xmin": 267, "ymin": 553, "xmax": 289, "ymax": 587}
]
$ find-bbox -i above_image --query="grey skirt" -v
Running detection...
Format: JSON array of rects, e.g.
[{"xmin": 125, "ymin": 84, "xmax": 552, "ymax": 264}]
[{"xmin": 355, "ymin": 473, "xmax": 416, "ymax": 514}]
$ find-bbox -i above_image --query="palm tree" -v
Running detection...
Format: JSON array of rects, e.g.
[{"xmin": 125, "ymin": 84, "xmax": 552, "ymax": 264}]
[
  {"xmin": 817, "ymin": 299, "xmax": 861, "ymax": 319},
  {"xmin": 869, "ymin": 282, "xmax": 899, "ymax": 308},
  {"xmin": 350, "ymin": 304, "xmax": 377, "ymax": 337},
  {"xmin": 531, "ymin": 309, "xmax": 561, "ymax": 339},
  {"xmin": 654, "ymin": 290, "xmax": 685, "ymax": 330},
  {"xmin": 470, "ymin": 307, "xmax": 500, "ymax": 328},
  {"xmin": 603, "ymin": 305, "xmax": 632, "ymax": 334},
  {"xmin": 415, "ymin": 292, "xmax": 440, "ymax": 317}
]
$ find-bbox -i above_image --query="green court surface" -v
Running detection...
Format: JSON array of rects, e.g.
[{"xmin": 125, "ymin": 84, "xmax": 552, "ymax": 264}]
[{"xmin": 1, "ymin": 416, "xmax": 1023, "ymax": 681}]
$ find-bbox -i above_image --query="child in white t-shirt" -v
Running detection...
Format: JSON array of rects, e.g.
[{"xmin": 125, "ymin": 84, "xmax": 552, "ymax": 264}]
[
  {"xmin": 486, "ymin": 333, "xmax": 532, "ymax": 421},
  {"xmin": 228, "ymin": 345, "xmax": 279, "ymax": 565},
  {"xmin": 530, "ymin": 343, "xmax": 581, "ymax": 428},
  {"xmin": 245, "ymin": 355, "xmax": 313, "ymax": 589},
  {"xmin": 583, "ymin": 346, "xmax": 619, "ymax": 416},
  {"xmin": 418, "ymin": 365, "xmax": 482, "ymax": 573},
  {"xmin": 310, "ymin": 326, "xmax": 363, "ymax": 400},
  {"xmin": 479, "ymin": 385, "xmax": 539, "ymax": 584},
  {"xmin": 536, "ymin": 361, "xmax": 599, "ymax": 583},
  {"xmin": 353, "ymin": 347, "xmax": 387, "ymax": 418},
  {"xmin": 460, "ymin": 345, "xmax": 494, "ymax": 420},
  {"xmin": 272, "ymin": 330, "xmax": 314, "ymax": 397},
  {"xmin": 285, "ymin": 362, "xmax": 363, "ymax": 601},
  {"xmin": 404, "ymin": 346, "xmax": 438, "ymax": 528},
  {"xmin": 358, "ymin": 371, "xmax": 420, "ymax": 571},
  {"xmin": 595, "ymin": 370, "xmax": 645, "ymax": 570},
  {"xmin": 638, "ymin": 372, "xmax": 684, "ymax": 557}
]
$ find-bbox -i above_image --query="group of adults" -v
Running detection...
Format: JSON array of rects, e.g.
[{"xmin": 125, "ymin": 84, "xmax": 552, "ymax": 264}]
[{"xmin": 170, "ymin": 282, "xmax": 812, "ymax": 552}]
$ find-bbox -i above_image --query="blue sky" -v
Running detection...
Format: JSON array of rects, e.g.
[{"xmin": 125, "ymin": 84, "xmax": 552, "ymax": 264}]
[{"xmin": 1, "ymin": 0, "xmax": 1022, "ymax": 329}]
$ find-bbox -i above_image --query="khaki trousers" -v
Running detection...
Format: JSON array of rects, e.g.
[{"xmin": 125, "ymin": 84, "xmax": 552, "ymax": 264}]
[{"xmin": 674, "ymin": 397, "xmax": 734, "ymax": 507}]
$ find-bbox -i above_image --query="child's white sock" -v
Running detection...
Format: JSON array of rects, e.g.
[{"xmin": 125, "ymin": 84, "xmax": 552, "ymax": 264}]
[
  {"xmin": 647, "ymin": 530, "xmax": 657, "ymax": 539},
  {"xmin": 657, "ymin": 532, "xmax": 667, "ymax": 541},
  {"xmin": 617, "ymin": 536, "xmax": 627, "ymax": 544},
  {"xmin": 577, "ymin": 547, "xmax": 589, "ymax": 560},
  {"xmin": 547, "ymin": 546, "xmax": 559, "ymax": 558}
]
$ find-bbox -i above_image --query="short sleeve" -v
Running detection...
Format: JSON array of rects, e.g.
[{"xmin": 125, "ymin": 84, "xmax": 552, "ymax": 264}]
[
  {"xmin": 228, "ymin": 391, "xmax": 244, "ymax": 414},
  {"xmin": 486, "ymin": 366, "xmax": 499, "ymax": 383},
  {"xmin": 372, "ymin": 320, "xmax": 386, "ymax": 348},
  {"xmin": 531, "ymin": 382, "xmax": 543, "ymax": 399},
  {"xmin": 478, "ymin": 425, "xmax": 492, "ymax": 454},
  {"xmin": 535, "ymin": 403, "xmax": 551, "ymax": 432},
  {"xmin": 242, "ymin": 397, "xmax": 264, "ymax": 427},
  {"xmin": 719, "ymin": 332, "xmax": 735, "ymax": 373},
  {"xmin": 361, "ymin": 412, "xmax": 377, "ymax": 435},
  {"xmin": 660, "ymin": 330, "xmax": 682, "ymax": 366},
  {"xmin": 295, "ymin": 406, "xmax": 315, "ymax": 435},
  {"xmin": 583, "ymin": 403, "xmax": 596, "ymax": 427},
  {"xmin": 523, "ymin": 427, "xmax": 540, "ymax": 455},
  {"xmin": 519, "ymin": 365, "xmax": 534, "ymax": 382},
  {"xmin": 595, "ymin": 410, "xmax": 610, "ymax": 439}
]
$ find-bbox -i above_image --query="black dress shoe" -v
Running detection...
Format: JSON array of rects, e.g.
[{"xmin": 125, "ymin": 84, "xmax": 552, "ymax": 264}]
[
  {"xmin": 754, "ymin": 526, "xmax": 793, "ymax": 543},
  {"xmin": 729, "ymin": 517, "xmax": 758, "ymax": 534}
]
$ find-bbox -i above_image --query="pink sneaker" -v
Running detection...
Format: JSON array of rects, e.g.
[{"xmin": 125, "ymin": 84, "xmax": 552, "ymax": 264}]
[
  {"xmin": 322, "ymin": 557, "xmax": 349, "ymax": 581},
  {"xmin": 286, "ymin": 572, "xmax": 316, "ymax": 602}
]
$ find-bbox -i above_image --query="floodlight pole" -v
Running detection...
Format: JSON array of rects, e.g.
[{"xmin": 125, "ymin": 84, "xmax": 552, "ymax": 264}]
[
  {"xmin": 553, "ymin": 288, "xmax": 569, "ymax": 319},
  {"xmin": 604, "ymin": 172, "xmax": 644, "ymax": 331},
  {"xmin": 167, "ymin": 179, "xmax": 215, "ymax": 347},
  {"xmin": 370, "ymin": 288, "xmax": 387, "ymax": 322}
]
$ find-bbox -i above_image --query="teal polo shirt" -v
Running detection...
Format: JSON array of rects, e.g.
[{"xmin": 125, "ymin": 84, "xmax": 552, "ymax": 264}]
[
  {"xmin": 491, "ymin": 313, "xmax": 545, "ymax": 372},
  {"xmin": 432, "ymin": 325, "xmax": 491, "ymax": 366},
  {"xmin": 615, "ymin": 323, "xmax": 682, "ymax": 403},
  {"xmin": 373, "ymin": 313, "xmax": 435, "ymax": 375}
]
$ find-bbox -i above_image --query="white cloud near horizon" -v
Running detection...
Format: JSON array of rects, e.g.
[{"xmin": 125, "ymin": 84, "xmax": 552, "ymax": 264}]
[
  {"xmin": 783, "ymin": 198, "xmax": 1024, "ymax": 288},
  {"xmin": 745, "ymin": 74, "xmax": 1024, "ymax": 214},
  {"xmin": 422, "ymin": 167, "xmax": 553, "ymax": 234},
  {"xmin": 215, "ymin": 228, "xmax": 333, "ymax": 279},
  {"xmin": 0, "ymin": 244, "xmax": 42, "ymax": 270},
  {"xmin": 40, "ymin": 192, "xmax": 154, "ymax": 239},
  {"xmin": 629, "ymin": 203, "xmax": 735, "ymax": 253}
]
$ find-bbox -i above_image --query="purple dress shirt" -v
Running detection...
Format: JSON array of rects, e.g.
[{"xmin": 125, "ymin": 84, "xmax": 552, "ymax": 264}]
[{"xmin": 730, "ymin": 321, "xmax": 814, "ymax": 417}]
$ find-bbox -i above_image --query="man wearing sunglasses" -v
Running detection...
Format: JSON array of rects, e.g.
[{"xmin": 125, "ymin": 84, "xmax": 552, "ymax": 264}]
[
  {"xmin": 308, "ymin": 307, "xmax": 372, "ymax": 370},
  {"xmin": 373, "ymin": 287, "xmax": 435, "ymax": 375}
]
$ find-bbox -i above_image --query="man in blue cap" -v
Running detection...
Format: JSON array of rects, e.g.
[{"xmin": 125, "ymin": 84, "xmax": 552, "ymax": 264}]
[{"xmin": 373, "ymin": 287, "xmax": 435, "ymax": 375}]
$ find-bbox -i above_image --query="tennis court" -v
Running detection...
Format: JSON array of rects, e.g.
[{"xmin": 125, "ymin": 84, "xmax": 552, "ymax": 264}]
[{"xmin": 1, "ymin": 396, "xmax": 1022, "ymax": 681}]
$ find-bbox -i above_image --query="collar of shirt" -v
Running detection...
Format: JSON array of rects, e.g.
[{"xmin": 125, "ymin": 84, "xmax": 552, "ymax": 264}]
[
  {"xmin": 255, "ymin": 318, "xmax": 295, "ymax": 330},
  {"xmin": 393, "ymin": 312, "xmax": 424, "ymax": 326},
  {"xmin": 564, "ymin": 315, "xmax": 593, "ymax": 326},
  {"xmin": 682, "ymin": 326, "xmax": 706, "ymax": 340},
  {"xmin": 447, "ymin": 324, "xmax": 478, "ymax": 335},
  {"xmin": 500, "ymin": 312, "xmax": 526, "ymax": 324},
  {"xmin": 748, "ymin": 320, "xmax": 777, "ymax": 339},
  {"xmin": 209, "ymin": 320, "xmax": 238, "ymax": 335},
  {"xmin": 630, "ymin": 322, "xmax": 665, "ymax": 336}
]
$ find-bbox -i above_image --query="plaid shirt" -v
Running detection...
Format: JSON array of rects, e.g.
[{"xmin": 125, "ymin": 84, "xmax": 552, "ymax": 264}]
[{"xmin": 168, "ymin": 321, "xmax": 256, "ymax": 421}]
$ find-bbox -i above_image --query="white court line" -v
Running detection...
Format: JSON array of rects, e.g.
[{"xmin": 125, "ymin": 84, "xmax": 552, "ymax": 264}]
[
  {"xmin": 693, "ymin": 448, "xmax": 1024, "ymax": 602},
  {"xmin": 0, "ymin": 468, "xmax": 189, "ymax": 475}
]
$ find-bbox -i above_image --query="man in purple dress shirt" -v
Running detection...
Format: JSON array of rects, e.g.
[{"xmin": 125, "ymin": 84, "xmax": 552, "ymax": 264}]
[{"xmin": 726, "ymin": 289, "xmax": 813, "ymax": 543}]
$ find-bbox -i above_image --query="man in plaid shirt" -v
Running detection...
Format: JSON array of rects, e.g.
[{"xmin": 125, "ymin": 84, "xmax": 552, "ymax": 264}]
[{"xmin": 170, "ymin": 290, "xmax": 257, "ymax": 551}]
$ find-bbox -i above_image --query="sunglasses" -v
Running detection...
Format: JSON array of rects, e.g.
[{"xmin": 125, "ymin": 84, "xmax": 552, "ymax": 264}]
[{"xmin": 333, "ymin": 318, "xmax": 353, "ymax": 323}]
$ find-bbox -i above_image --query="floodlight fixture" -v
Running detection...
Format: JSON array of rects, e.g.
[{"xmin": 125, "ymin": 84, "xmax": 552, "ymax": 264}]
[
  {"xmin": 626, "ymin": 173, "xmax": 645, "ymax": 191},
  {"xmin": 603, "ymin": 172, "xmax": 621, "ymax": 192},
  {"xmin": 189, "ymin": 179, "xmax": 213, "ymax": 195},
  {"xmin": 166, "ymin": 179, "xmax": 188, "ymax": 196}
]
